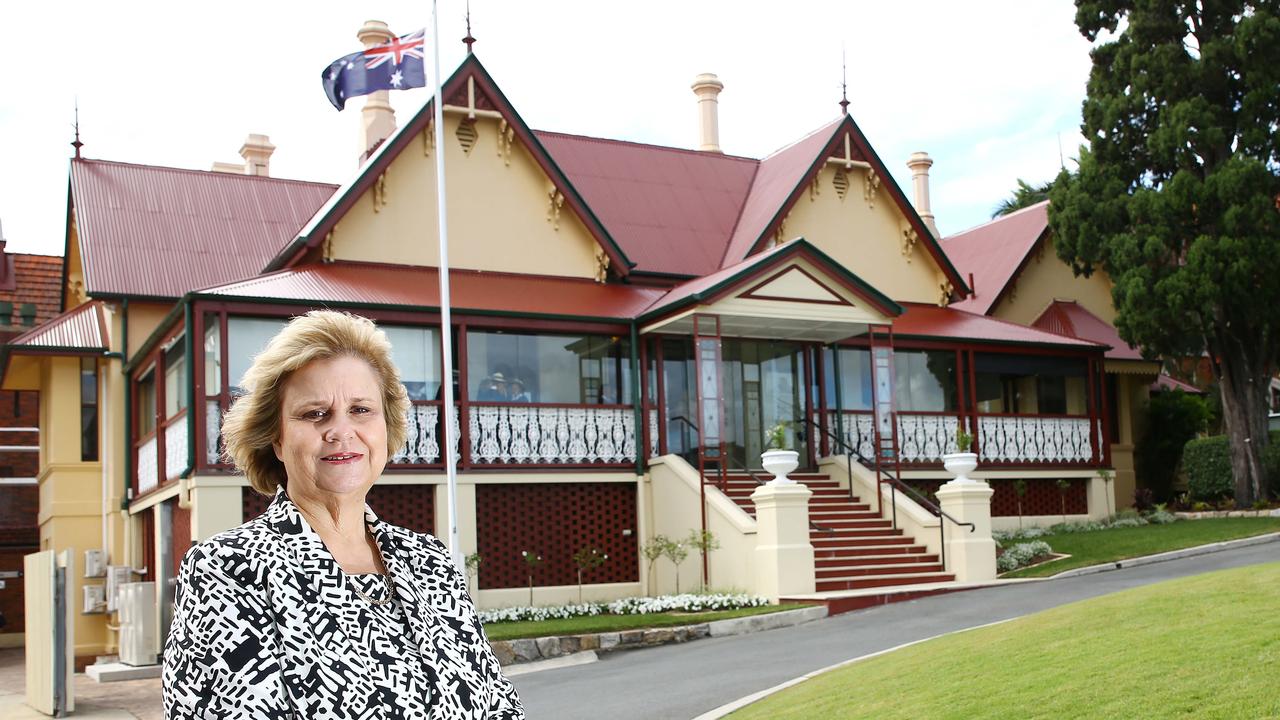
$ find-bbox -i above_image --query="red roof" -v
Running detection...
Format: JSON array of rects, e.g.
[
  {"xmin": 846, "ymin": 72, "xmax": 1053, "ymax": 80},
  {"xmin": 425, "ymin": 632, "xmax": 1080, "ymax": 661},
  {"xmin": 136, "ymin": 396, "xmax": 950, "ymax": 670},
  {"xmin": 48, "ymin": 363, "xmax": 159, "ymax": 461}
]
[
  {"xmin": 720, "ymin": 120, "xmax": 842, "ymax": 268},
  {"xmin": 943, "ymin": 201, "xmax": 1049, "ymax": 315},
  {"xmin": 7, "ymin": 300, "xmax": 108, "ymax": 352},
  {"xmin": 1152, "ymin": 374, "xmax": 1205, "ymax": 394},
  {"xmin": 70, "ymin": 159, "xmax": 336, "ymax": 299},
  {"xmin": 892, "ymin": 302, "xmax": 1105, "ymax": 350},
  {"xmin": 1033, "ymin": 300, "xmax": 1142, "ymax": 360},
  {"xmin": 0, "ymin": 253, "xmax": 63, "ymax": 332},
  {"xmin": 535, "ymin": 131, "xmax": 758, "ymax": 277},
  {"xmin": 196, "ymin": 261, "xmax": 666, "ymax": 320}
]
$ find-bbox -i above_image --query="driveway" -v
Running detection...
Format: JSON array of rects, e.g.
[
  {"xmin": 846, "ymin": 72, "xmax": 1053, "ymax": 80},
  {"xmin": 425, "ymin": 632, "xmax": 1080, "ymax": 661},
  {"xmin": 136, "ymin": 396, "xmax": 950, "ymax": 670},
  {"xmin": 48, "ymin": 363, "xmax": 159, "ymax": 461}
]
[{"xmin": 510, "ymin": 542, "xmax": 1279, "ymax": 719}]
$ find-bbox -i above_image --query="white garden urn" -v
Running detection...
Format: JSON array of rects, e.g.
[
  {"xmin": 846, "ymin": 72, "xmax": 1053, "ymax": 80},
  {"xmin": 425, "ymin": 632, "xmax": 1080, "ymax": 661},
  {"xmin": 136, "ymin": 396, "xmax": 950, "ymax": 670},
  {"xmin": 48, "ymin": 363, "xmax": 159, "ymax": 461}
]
[
  {"xmin": 942, "ymin": 452, "xmax": 979, "ymax": 484},
  {"xmin": 761, "ymin": 449, "xmax": 800, "ymax": 485}
]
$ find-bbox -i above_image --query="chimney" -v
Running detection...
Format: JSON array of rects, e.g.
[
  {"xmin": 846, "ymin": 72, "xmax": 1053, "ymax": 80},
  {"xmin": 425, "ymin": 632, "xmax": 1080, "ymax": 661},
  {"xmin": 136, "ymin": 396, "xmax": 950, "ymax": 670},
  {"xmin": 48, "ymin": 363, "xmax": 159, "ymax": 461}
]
[
  {"xmin": 691, "ymin": 73, "xmax": 724, "ymax": 153},
  {"xmin": 907, "ymin": 151, "xmax": 940, "ymax": 237},
  {"xmin": 357, "ymin": 20, "xmax": 397, "ymax": 163},
  {"xmin": 239, "ymin": 134, "xmax": 276, "ymax": 176},
  {"xmin": 0, "ymin": 220, "xmax": 14, "ymax": 291}
]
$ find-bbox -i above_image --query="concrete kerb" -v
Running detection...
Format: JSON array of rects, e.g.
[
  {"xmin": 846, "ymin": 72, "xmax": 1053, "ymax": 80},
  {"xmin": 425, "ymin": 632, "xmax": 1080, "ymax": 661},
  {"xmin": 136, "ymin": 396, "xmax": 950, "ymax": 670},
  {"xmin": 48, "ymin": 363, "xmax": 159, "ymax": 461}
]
[
  {"xmin": 1048, "ymin": 531, "xmax": 1280, "ymax": 579},
  {"xmin": 489, "ymin": 605, "xmax": 828, "ymax": 672}
]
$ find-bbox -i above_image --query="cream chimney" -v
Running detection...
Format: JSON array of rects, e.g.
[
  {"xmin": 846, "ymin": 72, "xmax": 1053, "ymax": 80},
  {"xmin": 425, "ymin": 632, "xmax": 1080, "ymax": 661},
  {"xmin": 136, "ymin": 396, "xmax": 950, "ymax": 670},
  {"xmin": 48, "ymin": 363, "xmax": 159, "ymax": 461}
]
[
  {"xmin": 691, "ymin": 73, "xmax": 724, "ymax": 153},
  {"xmin": 239, "ymin": 134, "xmax": 275, "ymax": 176},
  {"xmin": 907, "ymin": 151, "xmax": 939, "ymax": 237},
  {"xmin": 357, "ymin": 20, "xmax": 397, "ymax": 163}
]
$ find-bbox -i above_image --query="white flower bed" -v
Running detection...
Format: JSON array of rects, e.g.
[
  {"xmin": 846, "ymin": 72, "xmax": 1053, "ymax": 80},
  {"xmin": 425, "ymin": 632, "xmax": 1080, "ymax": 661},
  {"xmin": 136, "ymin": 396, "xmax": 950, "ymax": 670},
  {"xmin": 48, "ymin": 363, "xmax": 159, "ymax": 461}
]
[
  {"xmin": 996, "ymin": 540, "xmax": 1054, "ymax": 573},
  {"xmin": 477, "ymin": 593, "xmax": 768, "ymax": 625}
]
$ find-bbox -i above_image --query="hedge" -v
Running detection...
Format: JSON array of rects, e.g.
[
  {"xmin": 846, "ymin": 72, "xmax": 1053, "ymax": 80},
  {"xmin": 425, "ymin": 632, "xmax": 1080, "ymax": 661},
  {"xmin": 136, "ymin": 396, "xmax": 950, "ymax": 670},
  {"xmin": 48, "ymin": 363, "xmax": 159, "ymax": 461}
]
[{"xmin": 1182, "ymin": 431, "xmax": 1280, "ymax": 501}]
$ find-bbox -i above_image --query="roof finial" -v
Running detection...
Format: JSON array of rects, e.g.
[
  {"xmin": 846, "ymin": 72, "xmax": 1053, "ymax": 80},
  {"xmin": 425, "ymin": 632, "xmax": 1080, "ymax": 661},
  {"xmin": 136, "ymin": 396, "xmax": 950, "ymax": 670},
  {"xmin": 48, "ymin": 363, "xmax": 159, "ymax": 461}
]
[
  {"xmin": 71, "ymin": 99, "xmax": 83, "ymax": 159},
  {"xmin": 462, "ymin": 0, "xmax": 476, "ymax": 54},
  {"xmin": 839, "ymin": 45, "xmax": 849, "ymax": 116}
]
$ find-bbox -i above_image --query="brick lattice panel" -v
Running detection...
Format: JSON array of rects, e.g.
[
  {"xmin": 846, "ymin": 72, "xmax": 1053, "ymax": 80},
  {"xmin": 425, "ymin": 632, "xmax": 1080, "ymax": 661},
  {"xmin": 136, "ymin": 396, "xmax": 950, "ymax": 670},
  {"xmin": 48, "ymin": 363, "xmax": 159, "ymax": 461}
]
[
  {"xmin": 908, "ymin": 477, "xmax": 1089, "ymax": 517},
  {"xmin": 476, "ymin": 482, "xmax": 638, "ymax": 590},
  {"xmin": 241, "ymin": 485, "xmax": 435, "ymax": 535}
]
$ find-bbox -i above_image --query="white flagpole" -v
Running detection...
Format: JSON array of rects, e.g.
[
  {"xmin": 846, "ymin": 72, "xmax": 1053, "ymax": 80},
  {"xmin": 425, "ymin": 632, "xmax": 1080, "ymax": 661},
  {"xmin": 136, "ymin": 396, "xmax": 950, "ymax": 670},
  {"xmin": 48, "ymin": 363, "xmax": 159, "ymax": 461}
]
[{"xmin": 431, "ymin": 0, "xmax": 463, "ymax": 573}]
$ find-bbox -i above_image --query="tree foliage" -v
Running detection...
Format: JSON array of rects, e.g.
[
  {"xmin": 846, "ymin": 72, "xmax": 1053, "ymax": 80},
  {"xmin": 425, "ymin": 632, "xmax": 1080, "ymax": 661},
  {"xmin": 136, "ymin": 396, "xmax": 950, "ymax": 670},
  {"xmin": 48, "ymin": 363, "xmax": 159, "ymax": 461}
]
[
  {"xmin": 1049, "ymin": 0, "xmax": 1280, "ymax": 506},
  {"xmin": 992, "ymin": 179, "xmax": 1053, "ymax": 218}
]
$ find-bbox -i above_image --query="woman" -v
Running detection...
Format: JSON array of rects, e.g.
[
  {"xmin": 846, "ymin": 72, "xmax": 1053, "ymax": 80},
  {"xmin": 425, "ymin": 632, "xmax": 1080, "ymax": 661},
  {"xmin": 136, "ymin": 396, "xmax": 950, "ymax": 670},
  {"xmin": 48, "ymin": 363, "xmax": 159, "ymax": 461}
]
[{"xmin": 162, "ymin": 311, "xmax": 523, "ymax": 719}]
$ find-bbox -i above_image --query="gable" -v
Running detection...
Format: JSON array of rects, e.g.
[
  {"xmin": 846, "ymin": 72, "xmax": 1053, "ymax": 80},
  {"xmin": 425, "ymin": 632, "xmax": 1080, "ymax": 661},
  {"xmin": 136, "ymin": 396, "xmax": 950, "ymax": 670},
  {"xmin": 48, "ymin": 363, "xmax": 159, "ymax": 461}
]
[
  {"xmin": 740, "ymin": 266, "xmax": 848, "ymax": 305},
  {"xmin": 989, "ymin": 234, "xmax": 1117, "ymax": 326},
  {"xmin": 273, "ymin": 56, "xmax": 631, "ymax": 280}
]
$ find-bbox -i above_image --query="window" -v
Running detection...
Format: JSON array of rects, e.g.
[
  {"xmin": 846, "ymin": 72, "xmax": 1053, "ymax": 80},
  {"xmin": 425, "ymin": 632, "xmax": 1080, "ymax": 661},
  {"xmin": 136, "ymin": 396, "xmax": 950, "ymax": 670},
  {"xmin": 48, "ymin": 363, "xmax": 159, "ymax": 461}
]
[
  {"xmin": 137, "ymin": 369, "xmax": 157, "ymax": 437},
  {"xmin": 823, "ymin": 348, "xmax": 873, "ymax": 410},
  {"xmin": 164, "ymin": 340, "xmax": 187, "ymax": 418},
  {"xmin": 974, "ymin": 353, "xmax": 1087, "ymax": 414},
  {"xmin": 81, "ymin": 357, "xmax": 98, "ymax": 461},
  {"xmin": 384, "ymin": 326, "xmax": 441, "ymax": 401},
  {"xmin": 227, "ymin": 317, "xmax": 288, "ymax": 396},
  {"xmin": 893, "ymin": 350, "xmax": 957, "ymax": 412},
  {"xmin": 466, "ymin": 331, "xmax": 631, "ymax": 404},
  {"xmin": 204, "ymin": 314, "xmax": 221, "ymax": 397}
]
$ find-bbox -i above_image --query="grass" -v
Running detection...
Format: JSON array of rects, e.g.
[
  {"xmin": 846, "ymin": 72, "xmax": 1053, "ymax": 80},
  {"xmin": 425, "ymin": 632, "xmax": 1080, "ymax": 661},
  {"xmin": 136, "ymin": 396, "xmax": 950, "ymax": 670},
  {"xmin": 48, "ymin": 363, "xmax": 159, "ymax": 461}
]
[
  {"xmin": 1002, "ymin": 517, "xmax": 1280, "ymax": 578},
  {"xmin": 483, "ymin": 603, "xmax": 810, "ymax": 641},
  {"xmin": 729, "ymin": 561, "xmax": 1280, "ymax": 719}
]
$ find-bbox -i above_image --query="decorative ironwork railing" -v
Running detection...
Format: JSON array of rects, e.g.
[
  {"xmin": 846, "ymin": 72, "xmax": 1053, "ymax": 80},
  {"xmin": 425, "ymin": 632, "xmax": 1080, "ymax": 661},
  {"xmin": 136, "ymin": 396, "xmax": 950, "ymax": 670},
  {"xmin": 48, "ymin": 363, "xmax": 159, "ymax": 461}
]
[
  {"xmin": 390, "ymin": 403, "xmax": 459, "ymax": 465},
  {"xmin": 137, "ymin": 435, "xmax": 158, "ymax": 495},
  {"xmin": 647, "ymin": 409, "xmax": 659, "ymax": 458},
  {"xmin": 468, "ymin": 404, "xmax": 635, "ymax": 465},
  {"xmin": 896, "ymin": 413, "xmax": 961, "ymax": 463},
  {"xmin": 977, "ymin": 415, "xmax": 1094, "ymax": 464},
  {"xmin": 164, "ymin": 416, "xmax": 188, "ymax": 482},
  {"xmin": 206, "ymin": 400, "xmax": 222, "ymax": 465}
]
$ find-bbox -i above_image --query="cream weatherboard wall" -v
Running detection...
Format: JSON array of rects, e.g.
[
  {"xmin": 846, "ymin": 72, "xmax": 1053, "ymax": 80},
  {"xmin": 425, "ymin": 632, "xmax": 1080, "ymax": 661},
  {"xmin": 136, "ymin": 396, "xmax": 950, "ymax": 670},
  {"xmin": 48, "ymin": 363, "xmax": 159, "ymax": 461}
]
[
  {"xmin": 988, "ymin": 235, "xmax": 1117, "ymax": 326},
  {"xmin": 328, "ymin": 111, "xmax": 602, "ymax": 279},
  {"xmin": 781, "ymin": 164, "xmax": 951, "ymax": 305}
]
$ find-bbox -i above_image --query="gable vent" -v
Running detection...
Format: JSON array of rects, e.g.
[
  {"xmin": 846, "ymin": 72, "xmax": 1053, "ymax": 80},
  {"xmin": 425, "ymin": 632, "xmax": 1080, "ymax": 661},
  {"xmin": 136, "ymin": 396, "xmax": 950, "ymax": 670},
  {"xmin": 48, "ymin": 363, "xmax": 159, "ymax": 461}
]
[{"xmin": 456, "ymin": 118, "xmax": 479, "ymax": 154}]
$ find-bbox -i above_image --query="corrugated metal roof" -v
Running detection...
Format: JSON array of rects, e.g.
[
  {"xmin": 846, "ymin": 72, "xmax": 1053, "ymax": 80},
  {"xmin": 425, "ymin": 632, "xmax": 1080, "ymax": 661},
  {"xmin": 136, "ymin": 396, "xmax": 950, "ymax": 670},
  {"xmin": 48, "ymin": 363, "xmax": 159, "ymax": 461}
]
[
  {"xmin": 7, "ymin": 300, "xmax": 108, "ymax": 351},
  {"xmin": 70, "ymin": 159, "xmax": 336, "ymax": 299},
  {"xmin": 892, "ymin": 302, "xmax": 1105, "ymax": 350},
  {"xmin": 1032, "ymin": 300, "xmax": 1142, "ymax": 360},
  {"xmin": 536, "ymin": 131, "xmax": 758, "ymax": 277},
  {"xmin": 720, "ymin": 119, "xmax": 842, "ymax": 268},
  {"xmin": 1152, "ymin": 374, "xmax": 1205, "ymax": 394},
  {"xmin": 196, "ymin": 262, "xmax": 666, "ymax": 320},
  {"xmin": 943, "ymin": 201, "xmax": 1049, "ymax": 315}
]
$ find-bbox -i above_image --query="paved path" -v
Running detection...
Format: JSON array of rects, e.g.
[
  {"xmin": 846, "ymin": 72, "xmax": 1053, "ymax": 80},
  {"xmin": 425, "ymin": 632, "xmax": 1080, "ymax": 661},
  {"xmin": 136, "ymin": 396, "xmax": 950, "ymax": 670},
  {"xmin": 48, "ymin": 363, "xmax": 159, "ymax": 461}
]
[{"xmin": 510, "ymin": 542, "xmax": 1280, "ymax": 720}]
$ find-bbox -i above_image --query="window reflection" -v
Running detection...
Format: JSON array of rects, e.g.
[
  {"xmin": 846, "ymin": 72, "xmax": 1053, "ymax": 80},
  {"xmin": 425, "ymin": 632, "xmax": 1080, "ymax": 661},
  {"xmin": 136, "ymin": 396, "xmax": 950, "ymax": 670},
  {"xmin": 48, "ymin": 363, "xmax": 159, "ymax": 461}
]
[{"xmin": 466, "ymin": 331, "xmax": 631, "ymax": 404}]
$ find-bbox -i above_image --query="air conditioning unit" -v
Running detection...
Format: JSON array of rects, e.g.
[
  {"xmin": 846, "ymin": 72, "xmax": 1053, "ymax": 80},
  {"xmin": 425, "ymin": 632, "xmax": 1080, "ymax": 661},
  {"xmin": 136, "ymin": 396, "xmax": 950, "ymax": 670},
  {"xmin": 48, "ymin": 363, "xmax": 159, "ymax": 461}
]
[{"xmin": 118, "ymin": 582, "xmax": 157, "ymax": 666}]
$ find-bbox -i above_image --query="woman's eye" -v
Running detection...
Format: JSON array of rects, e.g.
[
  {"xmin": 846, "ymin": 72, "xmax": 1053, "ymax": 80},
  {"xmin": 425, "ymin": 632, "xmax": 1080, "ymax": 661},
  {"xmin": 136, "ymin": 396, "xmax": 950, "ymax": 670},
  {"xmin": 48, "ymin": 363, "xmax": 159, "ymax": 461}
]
[
  {"xmin": 351, "ymin": 406, "xmax": 371, "ymax": 415},
  {"xmin": 302, "ymin": 410, "xmax": 327, "ymax": 421}
]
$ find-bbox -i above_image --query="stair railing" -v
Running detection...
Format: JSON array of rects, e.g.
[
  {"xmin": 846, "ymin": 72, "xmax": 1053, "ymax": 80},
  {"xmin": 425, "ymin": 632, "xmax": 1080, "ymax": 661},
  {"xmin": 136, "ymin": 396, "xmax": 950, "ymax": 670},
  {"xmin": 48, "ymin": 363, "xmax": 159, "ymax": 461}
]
[
  {"xmin": 670, "ymin": 415, "xmax": 832, "ymax": 534},
  {"xmin": 798, "ymin": 416, "xmax": 974, "ymax": 571}
]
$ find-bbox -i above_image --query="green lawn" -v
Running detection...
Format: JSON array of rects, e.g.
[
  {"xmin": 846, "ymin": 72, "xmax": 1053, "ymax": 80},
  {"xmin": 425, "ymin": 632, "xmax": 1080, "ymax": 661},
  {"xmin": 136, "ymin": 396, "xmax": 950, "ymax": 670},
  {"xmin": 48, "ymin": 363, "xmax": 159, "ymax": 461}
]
[
  {"xmin": 729, "ymin": 562, "xmax": 1280, "ymax": 719},
  {"xmin": 1003, "ymin": 517, "xmax": 1280, "ymax": 578},
  {"xmin": 483, "ymin": 603, "xmax": 811, "ymax": 641}
]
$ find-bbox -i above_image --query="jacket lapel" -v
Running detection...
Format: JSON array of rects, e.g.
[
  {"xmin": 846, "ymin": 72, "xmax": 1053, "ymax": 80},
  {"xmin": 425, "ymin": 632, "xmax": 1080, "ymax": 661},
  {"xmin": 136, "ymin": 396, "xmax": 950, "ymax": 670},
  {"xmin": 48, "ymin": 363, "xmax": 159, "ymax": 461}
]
[{"xmin": 264, "ymin": 489, "xmax": 380, "ymax": 719}]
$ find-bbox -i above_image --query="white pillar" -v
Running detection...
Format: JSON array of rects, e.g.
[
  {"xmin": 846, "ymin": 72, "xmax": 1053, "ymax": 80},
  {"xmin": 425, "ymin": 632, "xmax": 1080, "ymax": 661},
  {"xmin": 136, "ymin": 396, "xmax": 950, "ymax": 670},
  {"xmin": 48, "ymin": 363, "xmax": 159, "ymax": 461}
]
[
  {"xmin": 935, "ymin": 479, "xmax": 996, "ymax": 582},
  {"xmin": 691, "ymin": 73, "xmax": 724, "ymax": 153},
  {"xmin": 750, "ymin": 483, "xmax": 814, "ymax": 601},
  {"xmin": 906, "ymin": 151, "xmax": 939, "ymax": 237}
]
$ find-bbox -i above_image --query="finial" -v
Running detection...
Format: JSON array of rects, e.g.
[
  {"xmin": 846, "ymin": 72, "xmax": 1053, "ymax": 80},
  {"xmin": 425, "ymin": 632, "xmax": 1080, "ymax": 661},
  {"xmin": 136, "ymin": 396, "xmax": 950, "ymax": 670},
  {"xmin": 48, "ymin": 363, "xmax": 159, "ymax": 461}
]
[
  {"xmin": 71, "ymin": 99, "xmax": 83, "ymax": 159},
  {"xmin": 462, "ymin": 0, "xmax": 476, "ymax": 53},
  {"xmin": 839, "ymin": 45, "xmax": 849, "ymax": 116}
]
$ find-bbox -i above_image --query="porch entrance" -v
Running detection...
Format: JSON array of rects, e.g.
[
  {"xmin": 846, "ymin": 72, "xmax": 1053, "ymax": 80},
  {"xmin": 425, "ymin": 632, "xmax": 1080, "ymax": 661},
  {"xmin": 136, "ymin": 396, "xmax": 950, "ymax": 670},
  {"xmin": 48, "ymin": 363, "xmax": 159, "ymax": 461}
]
[{"xmin": 659, "ymin": 337, "xmax": 808, "ymax": 470}]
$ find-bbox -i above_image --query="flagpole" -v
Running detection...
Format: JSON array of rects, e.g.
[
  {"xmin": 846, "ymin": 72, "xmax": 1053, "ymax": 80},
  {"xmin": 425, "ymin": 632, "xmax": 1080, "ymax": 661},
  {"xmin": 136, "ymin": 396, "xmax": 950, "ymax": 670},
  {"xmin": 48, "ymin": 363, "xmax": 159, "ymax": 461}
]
[{"xmin": 431, "ymin": 0, "xmax": 463, "ymax": 573}]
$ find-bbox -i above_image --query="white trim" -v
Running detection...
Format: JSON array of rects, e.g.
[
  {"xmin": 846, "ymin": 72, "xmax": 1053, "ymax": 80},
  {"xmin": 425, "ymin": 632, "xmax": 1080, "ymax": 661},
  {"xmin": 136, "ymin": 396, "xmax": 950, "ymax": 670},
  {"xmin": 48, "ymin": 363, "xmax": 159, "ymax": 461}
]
[
  {"xmin": 0, "ymin": 478, "xmax": 36, "ymax": 485},
  {"xmin": 0, "ymin": 446, "xmax": 38, "ymax": 452},
  {"xmin": 0, "ymin": 427, "xmax": 39, "ymax": 432}
]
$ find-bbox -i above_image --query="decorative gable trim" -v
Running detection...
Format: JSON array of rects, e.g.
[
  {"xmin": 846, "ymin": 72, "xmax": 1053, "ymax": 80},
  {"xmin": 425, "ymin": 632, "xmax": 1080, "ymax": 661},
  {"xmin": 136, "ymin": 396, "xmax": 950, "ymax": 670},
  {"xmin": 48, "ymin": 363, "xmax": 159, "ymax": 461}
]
[{"xmin": 739, "ymin": 265, "xmax": 851, "ymax": 306}]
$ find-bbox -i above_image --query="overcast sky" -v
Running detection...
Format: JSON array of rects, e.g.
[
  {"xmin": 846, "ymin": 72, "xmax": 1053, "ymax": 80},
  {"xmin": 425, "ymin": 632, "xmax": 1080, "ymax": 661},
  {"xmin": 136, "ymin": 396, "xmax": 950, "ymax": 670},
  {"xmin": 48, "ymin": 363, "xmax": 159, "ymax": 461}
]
[{"xmin": 0, "ymin": 0, "xmax": 1094, "ymax": 257}]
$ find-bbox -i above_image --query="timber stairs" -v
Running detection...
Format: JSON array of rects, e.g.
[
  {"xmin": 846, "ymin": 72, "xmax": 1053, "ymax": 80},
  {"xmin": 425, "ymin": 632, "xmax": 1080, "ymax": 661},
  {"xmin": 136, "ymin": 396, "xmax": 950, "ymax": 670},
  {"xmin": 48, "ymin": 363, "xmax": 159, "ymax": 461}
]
[{"xmin": 721, "ymin": 472, "xmax": 954, "ymax": 592}]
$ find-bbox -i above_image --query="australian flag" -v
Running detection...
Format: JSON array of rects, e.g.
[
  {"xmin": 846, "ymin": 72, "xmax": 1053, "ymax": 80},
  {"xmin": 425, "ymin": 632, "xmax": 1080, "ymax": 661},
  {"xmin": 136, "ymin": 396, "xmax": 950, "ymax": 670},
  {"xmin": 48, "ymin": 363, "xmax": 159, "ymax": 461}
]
[{"xmin": 322, "ymin": 29, "xmax": 427, "ymax": 111}]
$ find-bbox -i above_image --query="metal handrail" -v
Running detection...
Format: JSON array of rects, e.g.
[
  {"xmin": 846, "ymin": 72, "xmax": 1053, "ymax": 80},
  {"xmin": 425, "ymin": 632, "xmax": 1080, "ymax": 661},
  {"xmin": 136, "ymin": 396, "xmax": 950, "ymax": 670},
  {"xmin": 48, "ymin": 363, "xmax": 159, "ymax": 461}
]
[{"xmin": 668, "ymin": 415, "xmax": 832, "ymax": 533}]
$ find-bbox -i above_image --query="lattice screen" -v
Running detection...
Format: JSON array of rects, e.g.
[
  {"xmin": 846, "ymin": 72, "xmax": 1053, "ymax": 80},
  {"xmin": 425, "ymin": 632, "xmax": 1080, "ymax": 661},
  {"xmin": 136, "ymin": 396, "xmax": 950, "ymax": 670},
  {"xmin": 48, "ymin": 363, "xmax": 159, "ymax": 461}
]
[
  {"xmin": 476, "ymin": 482, "xmax": 638, "ymax": 590},
  {"xmin": 909, "ymin": 478, "xmax": 1089, "ymax": 517},
  {"xmin": 241, "ymin": 484, "xmax": 435, "ymax": 534}
]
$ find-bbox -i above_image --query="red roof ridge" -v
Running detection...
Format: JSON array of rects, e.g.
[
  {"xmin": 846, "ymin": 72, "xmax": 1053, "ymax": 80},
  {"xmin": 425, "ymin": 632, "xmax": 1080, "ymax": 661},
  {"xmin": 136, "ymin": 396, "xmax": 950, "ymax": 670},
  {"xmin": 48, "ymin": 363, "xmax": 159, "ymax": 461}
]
[
  {"xmin": 532, "ymin": 129, "xmax": 760, "ymax": 163},
  {"xmin": 757, "ymin": 118, "xmax": 844, "ymax": 161},
  {"xmin": 900, "ymin": 300, "xmax": 1109, "ymax": 349},
  {"xmin": 944, "ymin": 199, "xmax": 1049, "ymax": 242},
  {"xmin": 72, "ymin": 157, "xmax": 339, "ymax": 190}
]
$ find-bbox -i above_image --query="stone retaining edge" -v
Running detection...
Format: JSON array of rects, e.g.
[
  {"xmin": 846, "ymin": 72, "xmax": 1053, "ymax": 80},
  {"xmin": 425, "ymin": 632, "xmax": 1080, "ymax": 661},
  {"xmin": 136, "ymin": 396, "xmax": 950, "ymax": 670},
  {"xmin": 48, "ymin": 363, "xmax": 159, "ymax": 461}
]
[{"xmin": 489, "ymin": 605, "xmax": 829, "ymax": 667}]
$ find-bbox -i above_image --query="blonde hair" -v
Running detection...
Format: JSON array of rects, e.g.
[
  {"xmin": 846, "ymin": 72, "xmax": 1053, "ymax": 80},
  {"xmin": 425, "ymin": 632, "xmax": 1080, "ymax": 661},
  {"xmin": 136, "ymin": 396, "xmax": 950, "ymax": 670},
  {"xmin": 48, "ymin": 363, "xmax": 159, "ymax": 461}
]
[{"xmin": 221, "ymin": 310, "xmax": 410, "ymax": 496}]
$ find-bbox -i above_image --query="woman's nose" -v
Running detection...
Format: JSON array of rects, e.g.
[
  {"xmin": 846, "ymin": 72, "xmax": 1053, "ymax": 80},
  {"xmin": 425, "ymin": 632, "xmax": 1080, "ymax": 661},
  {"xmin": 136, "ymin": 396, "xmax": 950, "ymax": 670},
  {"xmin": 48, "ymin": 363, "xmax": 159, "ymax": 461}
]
[{"xmin": 324, "ymin": 416, "xmax": 355, "ymax": 442}]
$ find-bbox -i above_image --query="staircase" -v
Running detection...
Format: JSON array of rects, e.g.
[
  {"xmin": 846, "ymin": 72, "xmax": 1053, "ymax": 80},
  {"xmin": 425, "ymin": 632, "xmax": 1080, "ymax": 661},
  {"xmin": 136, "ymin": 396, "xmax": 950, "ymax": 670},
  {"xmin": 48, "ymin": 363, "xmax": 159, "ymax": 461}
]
[{"xmin": 720, "ymin": 472, "xmax": 954, "ymax": 592}]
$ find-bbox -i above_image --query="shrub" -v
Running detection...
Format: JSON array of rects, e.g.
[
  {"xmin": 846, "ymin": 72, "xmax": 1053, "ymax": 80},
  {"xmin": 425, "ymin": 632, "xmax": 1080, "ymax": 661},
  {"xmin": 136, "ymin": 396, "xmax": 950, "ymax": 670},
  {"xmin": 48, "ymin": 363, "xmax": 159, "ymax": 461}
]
[
  {"xmin": 1183, "ymin": 430, "xmax": 1280, "ymax": 502},
  {"xmin": 1050, "ymin": 520, "xmax": 1105, "ymax": 534},
  {"xmin": 996, "ymin": 541, "xmax": 1054, "ymax": 573},
  {"xmin": 476, "ymin": 592, "xmax": 769, "ymax": 624},
  {"xmin": 1148, "ymin": 509, "xmax": 1177, "ymax": 524},
  {"xmin": 1135, "ymin": 390, "xmax": 1209, "ymax": 500},
  {"xmin": 1109, "ymin": 517, "xmax": 1147, "ymax": 529}
]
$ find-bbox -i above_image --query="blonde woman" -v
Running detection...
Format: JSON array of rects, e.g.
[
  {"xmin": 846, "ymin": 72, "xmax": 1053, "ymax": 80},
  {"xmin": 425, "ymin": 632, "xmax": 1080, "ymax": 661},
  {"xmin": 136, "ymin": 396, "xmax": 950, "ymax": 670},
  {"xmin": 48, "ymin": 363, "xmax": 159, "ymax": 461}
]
[{"xmin": 162, "ymin": 310, "xmax": 522, "ymax": 719}]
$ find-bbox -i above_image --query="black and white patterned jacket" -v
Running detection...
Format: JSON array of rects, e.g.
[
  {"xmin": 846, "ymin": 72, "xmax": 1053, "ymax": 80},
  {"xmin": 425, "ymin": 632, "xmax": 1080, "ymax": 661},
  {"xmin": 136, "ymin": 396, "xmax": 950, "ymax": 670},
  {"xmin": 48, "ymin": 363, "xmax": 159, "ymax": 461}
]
[{"xmin": 162, "ymin": 489, "xmax": 523, "ymax": 719}]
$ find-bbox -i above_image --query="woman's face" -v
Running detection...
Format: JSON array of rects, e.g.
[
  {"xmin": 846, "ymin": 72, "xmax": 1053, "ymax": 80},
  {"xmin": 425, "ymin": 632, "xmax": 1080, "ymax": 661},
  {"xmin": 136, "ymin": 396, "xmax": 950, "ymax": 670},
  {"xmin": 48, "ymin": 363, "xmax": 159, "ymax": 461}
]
[{"xmin": 274, "ymin": 355, "xmax": 388, "ymax": 502}]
